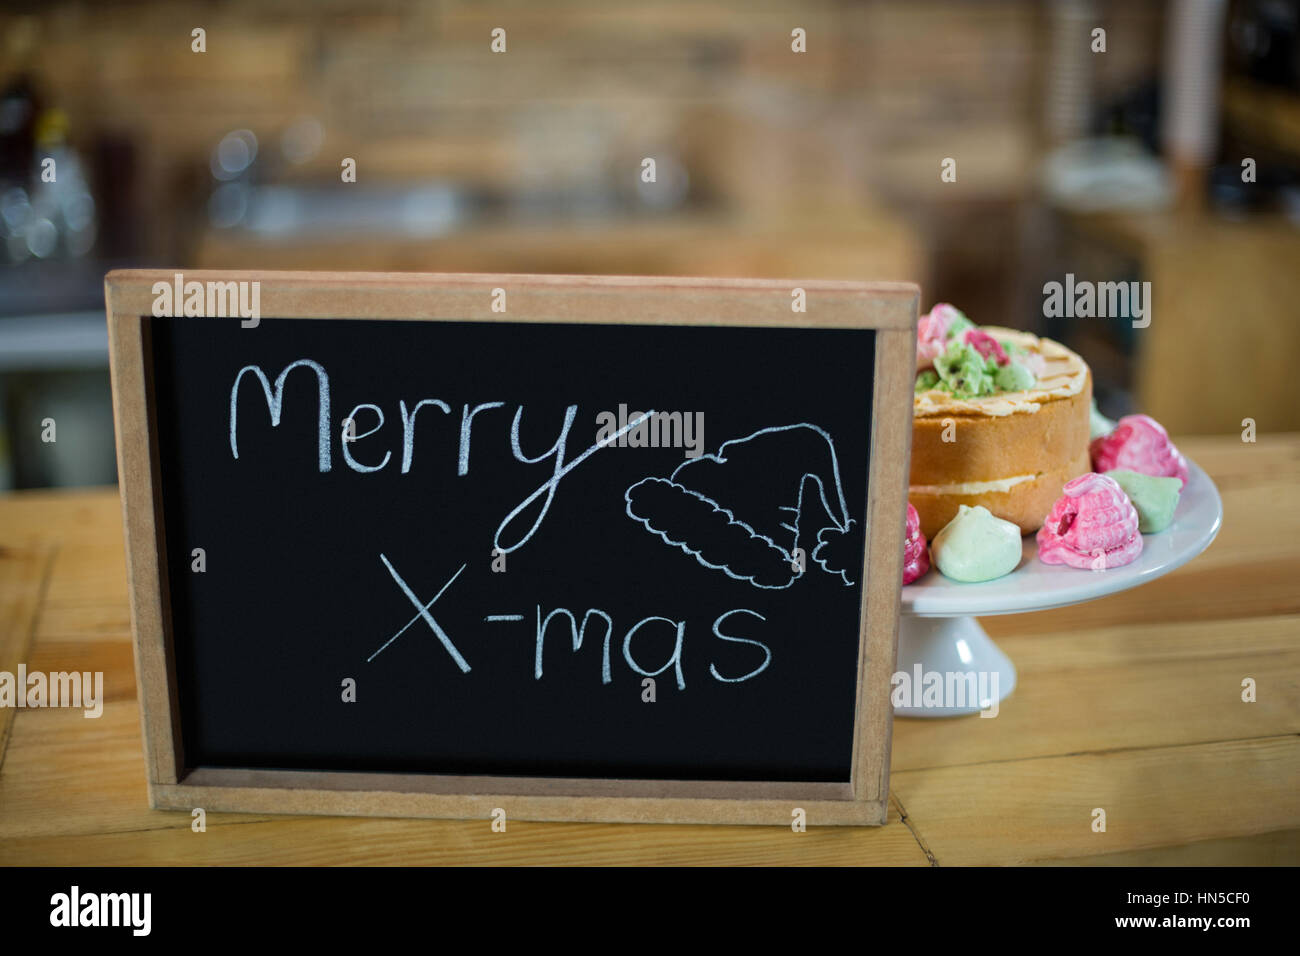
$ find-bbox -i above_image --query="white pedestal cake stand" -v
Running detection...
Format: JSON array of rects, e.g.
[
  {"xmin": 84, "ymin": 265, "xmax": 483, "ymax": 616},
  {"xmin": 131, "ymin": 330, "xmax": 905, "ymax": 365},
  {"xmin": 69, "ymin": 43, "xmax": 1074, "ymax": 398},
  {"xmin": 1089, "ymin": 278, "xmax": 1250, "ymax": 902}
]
[{"xmin": 895, "ymin": 460, "xmax": 1223, "ymax": 717}]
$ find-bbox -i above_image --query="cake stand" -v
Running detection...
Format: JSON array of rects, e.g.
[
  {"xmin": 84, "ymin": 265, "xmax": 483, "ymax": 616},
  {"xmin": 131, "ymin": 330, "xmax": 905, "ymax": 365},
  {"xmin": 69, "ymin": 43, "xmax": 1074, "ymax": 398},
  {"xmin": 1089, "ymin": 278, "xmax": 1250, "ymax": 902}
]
[{"xmin": 895, "ymin": 459, "xmax": 1223, "ymax": 717}]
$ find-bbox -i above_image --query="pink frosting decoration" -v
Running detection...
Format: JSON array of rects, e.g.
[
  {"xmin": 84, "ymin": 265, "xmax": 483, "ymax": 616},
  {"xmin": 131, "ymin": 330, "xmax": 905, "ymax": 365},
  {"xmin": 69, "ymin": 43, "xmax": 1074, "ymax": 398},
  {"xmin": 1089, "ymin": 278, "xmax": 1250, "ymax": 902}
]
[
  {"xmin": 1019, "ymin": 349, "xmax": 1047, "ymax": 379},
  {"xmin": 902, "ymin": 502, "xmax": 930, "ymax": 584},
  {"xmin": 1090, "ymin": 414, "xmax": 1189, "ymax": 489},
  {"xmin": 1037, "ymin": 473, "xmax": 1144, "ymax": 570},
  {"xmin": 916, "ymin": 303, "xmax": 961, "ymax": 371},
  {"xmin": 961, "ymin": 328, "xmax": 1010, "ymax": 366}
]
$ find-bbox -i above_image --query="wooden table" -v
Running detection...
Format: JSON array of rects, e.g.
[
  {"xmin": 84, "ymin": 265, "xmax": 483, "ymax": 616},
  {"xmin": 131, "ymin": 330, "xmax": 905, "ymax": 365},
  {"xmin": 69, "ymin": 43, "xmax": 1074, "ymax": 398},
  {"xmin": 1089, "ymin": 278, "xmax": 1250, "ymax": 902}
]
[{"xmin": 2, "ymin": 435, "xmax": 1297, "ymax": 865}]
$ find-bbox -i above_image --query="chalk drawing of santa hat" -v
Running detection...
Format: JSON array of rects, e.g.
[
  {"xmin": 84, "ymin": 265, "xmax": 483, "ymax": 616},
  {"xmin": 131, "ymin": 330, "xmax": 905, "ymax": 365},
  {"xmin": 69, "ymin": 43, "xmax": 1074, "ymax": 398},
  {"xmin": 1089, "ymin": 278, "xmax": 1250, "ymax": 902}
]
[{"xmin": 623, "ymin": 423, "xmax": 860, "ymax": 590}]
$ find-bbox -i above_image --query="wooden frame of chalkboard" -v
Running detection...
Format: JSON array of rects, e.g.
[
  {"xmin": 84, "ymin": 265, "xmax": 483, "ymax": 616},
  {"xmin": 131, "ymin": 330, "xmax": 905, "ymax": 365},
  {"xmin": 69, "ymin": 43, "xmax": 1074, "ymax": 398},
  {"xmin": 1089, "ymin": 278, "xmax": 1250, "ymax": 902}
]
[{"xmin": 105, "ymin": 270, "xmax": 917, "ymax": 826}]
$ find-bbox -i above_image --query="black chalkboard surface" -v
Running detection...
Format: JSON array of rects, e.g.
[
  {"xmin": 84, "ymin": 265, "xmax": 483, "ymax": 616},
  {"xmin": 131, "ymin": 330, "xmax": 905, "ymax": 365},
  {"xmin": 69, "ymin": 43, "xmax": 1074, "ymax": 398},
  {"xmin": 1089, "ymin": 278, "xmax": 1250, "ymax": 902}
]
[
  {"xmin": 107, "ymin": 271, "xmax": 916, "ymax": 825},
  {"xmin": 150, "ymin": 316, "xmax": 874, "ymax": 782}
]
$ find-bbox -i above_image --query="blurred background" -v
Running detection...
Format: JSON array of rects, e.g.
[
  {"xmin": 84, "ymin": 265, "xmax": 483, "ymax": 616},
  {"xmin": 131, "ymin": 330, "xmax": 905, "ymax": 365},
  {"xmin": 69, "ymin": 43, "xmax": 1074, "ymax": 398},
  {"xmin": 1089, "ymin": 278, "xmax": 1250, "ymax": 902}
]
[{"xmin": 1, "ymin": 0, "xmax": 1297, "ymax": 489}]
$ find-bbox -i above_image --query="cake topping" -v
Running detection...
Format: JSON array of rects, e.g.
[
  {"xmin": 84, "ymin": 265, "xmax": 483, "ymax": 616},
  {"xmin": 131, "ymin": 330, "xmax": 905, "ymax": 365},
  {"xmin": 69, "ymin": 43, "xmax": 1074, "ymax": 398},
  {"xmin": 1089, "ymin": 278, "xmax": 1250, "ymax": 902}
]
[
  {"xmin": 1036, "ymin": 473, "xmax": 1143, "ymax": 569},
  {"xmin": 914, "ymin": 303, "xmax": 1078, "ymax": 414},
  {"xmin": 1015, "ymin": 345, "xmax": 1048, "ymax": 380},
  {"xmin": 915, "ymin": 369, "xmax": 940, "ymax": 394},
  {"xmin": 916, "ymin": 303, "xmax": 969, "ymax": 371},
  {"xmin": 931, "ymin": 504, "xmax": 1023, "ymax": 582},
  {"xmin": 994, "ymin": 361, "xmax": 1036, "ymax": 393},
  {"xmin": 930, "ymin": 336, "xmax": 1035, "ymax": 400},
  {"xmin": 934, "ymin": 340, "xmax": 997, "ymax": 399},
  {"xmin": 1103, "ymin": 469, "xmax": 1182, "ymax": 533},
  {"xmin": 961, "ymin": 328, "xmax": 1010, "ymax": 366},
  {"xmin": 1089, "ymin": 414, "xmax": 1189, "ymax": 489},
  {"xmin": 943, "ymin": 308, "xmax": 974, "ymax": 340},
  {"xmin": 914, "ymin": 326, "xmax": 1089, "ymax": 417},
  {"xmin": 902, "ymin": 502, "xmax": 930, "ymax": 585}
]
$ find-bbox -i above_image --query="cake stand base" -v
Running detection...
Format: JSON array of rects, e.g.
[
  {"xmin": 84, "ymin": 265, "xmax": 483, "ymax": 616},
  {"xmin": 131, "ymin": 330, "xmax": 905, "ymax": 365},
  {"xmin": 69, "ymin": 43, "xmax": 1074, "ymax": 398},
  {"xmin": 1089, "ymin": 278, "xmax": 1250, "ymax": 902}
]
[{"xmin": 893, "ymin": 615, "xmax": 1017, "ymax": 718}]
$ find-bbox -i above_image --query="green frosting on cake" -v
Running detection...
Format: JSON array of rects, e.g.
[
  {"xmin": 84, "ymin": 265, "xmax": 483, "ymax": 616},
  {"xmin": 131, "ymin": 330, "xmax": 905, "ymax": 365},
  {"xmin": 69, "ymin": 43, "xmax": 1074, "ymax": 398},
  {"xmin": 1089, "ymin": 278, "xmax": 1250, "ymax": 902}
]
[
  {"xmin": 915, "ymin": 312, "xmax": 1048, "ymax": 400},
  {"xmin": 934, "ymin": 340, "xmax": 997, "ymax": 399},
  {"xmin": 945, "ymin": 314, "xmax": 974, "ymax": 339},
  {"xmin": 994, "ymin": 361, "xmax": 1036, "ymax": 392}
]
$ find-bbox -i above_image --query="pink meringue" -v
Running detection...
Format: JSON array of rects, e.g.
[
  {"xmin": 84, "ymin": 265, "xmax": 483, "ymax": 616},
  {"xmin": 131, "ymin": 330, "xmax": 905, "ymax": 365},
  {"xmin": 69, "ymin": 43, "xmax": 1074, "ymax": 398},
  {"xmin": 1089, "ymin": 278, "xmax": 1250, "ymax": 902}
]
[
  {"xmin": 1019, "ymin": 349, "xmax": 1048, "ymax": 379},
  {"xmin": 1037, "ymin": 473, "xmax": 1144, "ymax": 570},
  {"xmin": 902, "ymin": 502, "xmax": 931, "ymax": 584},
  {"xmin": 1090, "ymin": 414, "xmax": 1189, "ymax": 489},
  {"xmin": 961, "ymin": 328, "xmax": 1010, "ymax": 366},
  {"xmin": 916, "ymin": 304, "xmax": 961, "ymax": 371}
]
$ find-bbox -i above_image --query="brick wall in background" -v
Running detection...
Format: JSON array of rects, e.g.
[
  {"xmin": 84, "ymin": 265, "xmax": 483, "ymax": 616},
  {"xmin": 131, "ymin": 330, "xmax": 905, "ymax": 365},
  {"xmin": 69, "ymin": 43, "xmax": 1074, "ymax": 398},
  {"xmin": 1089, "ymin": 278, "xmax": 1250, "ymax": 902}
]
[{"xmin": 1, "ymin": 0, "xmax": 1165, "ymax": 311}]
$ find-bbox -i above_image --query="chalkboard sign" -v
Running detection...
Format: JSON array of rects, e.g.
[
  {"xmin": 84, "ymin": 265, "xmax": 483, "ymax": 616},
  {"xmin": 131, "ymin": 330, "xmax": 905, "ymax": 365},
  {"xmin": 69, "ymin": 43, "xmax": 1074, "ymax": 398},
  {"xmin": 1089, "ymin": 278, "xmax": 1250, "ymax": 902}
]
[{"xmin": 106, "ymin": 271, "xmax": 917, "ymax": 825}]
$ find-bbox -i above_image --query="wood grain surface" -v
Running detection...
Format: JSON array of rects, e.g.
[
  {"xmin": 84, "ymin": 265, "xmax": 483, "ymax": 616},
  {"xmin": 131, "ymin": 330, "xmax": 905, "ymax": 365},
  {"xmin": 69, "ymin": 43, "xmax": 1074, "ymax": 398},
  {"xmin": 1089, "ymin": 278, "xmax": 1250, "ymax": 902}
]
[{"xmin": 1, "ymin": 435, "xmax": 1296, "ymax": 865}]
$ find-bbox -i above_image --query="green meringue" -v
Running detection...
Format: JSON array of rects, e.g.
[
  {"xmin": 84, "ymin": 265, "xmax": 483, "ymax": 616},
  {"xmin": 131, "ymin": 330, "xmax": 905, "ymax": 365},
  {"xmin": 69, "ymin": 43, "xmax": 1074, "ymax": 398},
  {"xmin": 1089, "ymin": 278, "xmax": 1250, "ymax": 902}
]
[
  {"xmin": 934, "ymin": 341, "xmax": 996, "ymax": 399},
  {"xmin": 945, "ymin": 314, "xmax": 974, "ymax": 339},
  {"xmin": 1089, "ymin": 399, "xmax": 1116, "ymax": 440},
  {"xmin": 1103, "ymin": 469, "xmax": 1182, "ymax": 533},
  {"xmin": 932, "ymin": 504, "xmax": 1023, "ymax": 582},
  {"xmin": 994, "ymin": 361, "xmax": 1035, "ymax": 392}
]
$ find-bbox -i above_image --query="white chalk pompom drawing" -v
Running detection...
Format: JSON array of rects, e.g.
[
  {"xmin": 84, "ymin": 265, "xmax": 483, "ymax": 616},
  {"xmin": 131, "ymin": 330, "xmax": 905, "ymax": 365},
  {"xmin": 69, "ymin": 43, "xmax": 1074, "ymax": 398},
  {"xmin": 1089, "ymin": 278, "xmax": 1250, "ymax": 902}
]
[{"xmin": 624, "ymin": 423, "xmax": 860, "ymax": 589}]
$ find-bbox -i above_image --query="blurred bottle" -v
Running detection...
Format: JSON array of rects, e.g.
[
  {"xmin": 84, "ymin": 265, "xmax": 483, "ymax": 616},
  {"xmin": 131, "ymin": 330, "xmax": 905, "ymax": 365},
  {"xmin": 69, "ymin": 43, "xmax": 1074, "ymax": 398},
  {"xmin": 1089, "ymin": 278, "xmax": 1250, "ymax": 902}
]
[
  {"xmin": 0, "ymin": 73, "xmax": 97, "ymax": 264},
  {"xmin": 0, "ymin": 72, "xmax": 40, "ymax": 261}
]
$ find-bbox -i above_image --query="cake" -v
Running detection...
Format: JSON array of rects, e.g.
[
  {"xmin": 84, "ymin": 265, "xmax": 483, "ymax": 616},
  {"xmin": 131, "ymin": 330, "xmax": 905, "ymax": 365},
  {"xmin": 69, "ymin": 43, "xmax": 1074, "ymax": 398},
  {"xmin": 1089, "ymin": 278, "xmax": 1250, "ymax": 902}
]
[{"xmin": 910, "ymin": 305, "xmax": 1092, "ymax": 540}]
